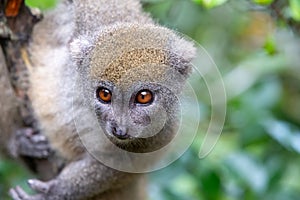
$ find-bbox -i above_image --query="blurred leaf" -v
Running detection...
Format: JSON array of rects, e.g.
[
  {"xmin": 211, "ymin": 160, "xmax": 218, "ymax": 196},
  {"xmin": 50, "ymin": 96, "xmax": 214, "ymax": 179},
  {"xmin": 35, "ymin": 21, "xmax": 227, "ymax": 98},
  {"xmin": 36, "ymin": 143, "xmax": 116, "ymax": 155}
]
[
  {"xmin": 192, "ymin": 0, "xmax": 229, "ymax": 9},
  {"xmin": 224, "ymin": 152, "xmax": 269, "ymax": 194},
  {"xmin": 0, "ymin": 156, "xmax": 32, "ymax": 200},
  {"xmin": 25, "ymin": 0, "xmax": 57, "ymax": 10},
  {"xmin": 200, "ymin": 169, "xmax": 221, "ymax": 200},
  {"xmin": 289, "ymin": 0, "xmax": 300, "ymax": 21},
  {"xmin": 141, "ymin": 0, "xmax": 165, "ymax": 2},
  {"xmin": 224, "ymin": 53, "xmax": 285, "ymax": 99},
  {"xmin": 264, "ymin": 36, "xmax": 277, "ymax": 55},
  {"xmin": 263, "ymin": 119, "xmax": 300, "ymax": 153},
  {"xmin": 170, "ymin": 173, "xmax": 198, "ymax": 199},
  {"xmin": 252, "ymin": 0, "xmax": 274, "ymax": 5}
]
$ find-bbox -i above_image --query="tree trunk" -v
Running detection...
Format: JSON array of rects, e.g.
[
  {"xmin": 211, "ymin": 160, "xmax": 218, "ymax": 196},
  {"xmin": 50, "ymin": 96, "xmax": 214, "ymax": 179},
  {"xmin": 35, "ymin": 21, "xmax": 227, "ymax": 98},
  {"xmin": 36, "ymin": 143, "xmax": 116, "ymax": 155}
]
[{"xmin": 0, "ymin": 0, "xmax": 63, "ymax": 181}]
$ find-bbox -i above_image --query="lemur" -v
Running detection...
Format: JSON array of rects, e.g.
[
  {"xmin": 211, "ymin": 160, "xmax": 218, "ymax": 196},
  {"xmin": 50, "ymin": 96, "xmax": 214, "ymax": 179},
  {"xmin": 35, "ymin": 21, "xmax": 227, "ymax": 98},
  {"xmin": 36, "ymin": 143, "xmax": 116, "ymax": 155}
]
[{"xmin": 8, "ymin": 0, "xmax": 196, "ymax": 199}]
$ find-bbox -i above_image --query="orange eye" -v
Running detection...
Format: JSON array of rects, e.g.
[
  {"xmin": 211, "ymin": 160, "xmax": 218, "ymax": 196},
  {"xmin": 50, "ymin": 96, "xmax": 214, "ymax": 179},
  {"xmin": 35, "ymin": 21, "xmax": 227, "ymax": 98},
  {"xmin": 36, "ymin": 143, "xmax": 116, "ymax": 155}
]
[
  {"xmin": 97, "ymin": 88, "xmax": 112, "ymax": 103},
  {"xmin": 135, "ymin": 90, "xmax": 153, "ymax": 105}
]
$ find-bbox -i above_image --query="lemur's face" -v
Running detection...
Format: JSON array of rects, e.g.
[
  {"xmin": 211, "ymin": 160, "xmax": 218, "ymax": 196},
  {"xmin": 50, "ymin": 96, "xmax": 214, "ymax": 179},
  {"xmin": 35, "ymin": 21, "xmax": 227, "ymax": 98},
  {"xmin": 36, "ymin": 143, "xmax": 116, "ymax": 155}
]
[
  {"xmin": 90, "ymin": 48, "xmax": 183, "ymax": 151},
  {"xmin": 94, "ymin": 76, "xmax": 178, "ymax": 150},
  {"xmin": 71, "ymin": 24, "xmax": 195, "ymax": 152},
  {"xmin": 92, "ymin": 55, "xmax": 182, "ymax": 151}
]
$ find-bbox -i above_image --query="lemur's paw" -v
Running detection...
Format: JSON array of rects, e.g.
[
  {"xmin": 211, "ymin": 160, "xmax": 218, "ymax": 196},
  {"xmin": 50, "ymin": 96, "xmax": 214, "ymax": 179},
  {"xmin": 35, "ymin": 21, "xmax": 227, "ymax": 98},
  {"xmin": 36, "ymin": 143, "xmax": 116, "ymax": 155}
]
[
  {"xmin": 9, "ymin": 186, "xmax": 45, "ymax": 200},
  {"xmin": 15, "ymin": 128, "xmax": 52, "ymax": 158}
]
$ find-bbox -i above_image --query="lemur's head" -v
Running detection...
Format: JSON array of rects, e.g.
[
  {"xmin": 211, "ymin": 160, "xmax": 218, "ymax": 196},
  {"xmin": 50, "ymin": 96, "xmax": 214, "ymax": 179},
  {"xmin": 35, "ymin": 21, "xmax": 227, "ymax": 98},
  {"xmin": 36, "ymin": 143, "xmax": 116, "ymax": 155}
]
[{"xmin": 70, "ymin": 24, "xmax": 195, "ymax": 152}]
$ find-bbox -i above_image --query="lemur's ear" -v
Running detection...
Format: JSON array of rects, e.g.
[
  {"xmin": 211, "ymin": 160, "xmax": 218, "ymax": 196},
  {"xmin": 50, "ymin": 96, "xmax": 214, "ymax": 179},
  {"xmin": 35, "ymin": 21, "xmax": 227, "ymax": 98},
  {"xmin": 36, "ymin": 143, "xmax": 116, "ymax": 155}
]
[
  {"xmin": 168, "ymin": 37, "xmax": 196, "ymax": 77},
  {"xmin": 69, "ymin": 35, "xmax": 94, "ymax": 69}
]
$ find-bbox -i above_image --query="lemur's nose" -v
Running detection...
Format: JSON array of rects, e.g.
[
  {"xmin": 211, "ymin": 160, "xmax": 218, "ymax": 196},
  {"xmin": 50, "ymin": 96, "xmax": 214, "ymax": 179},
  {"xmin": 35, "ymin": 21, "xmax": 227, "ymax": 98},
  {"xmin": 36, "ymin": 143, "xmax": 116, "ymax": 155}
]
[{"xmin": 111, "ymin": 125, "xmax": 129, "ymax": 140}]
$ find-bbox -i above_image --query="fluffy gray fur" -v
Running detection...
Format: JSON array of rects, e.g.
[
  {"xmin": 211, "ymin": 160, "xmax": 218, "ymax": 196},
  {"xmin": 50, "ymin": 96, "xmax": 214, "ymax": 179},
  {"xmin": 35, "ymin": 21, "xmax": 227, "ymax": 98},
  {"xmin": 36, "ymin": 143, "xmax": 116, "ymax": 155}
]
[{"xmin": 9, "ymin": 0, "xmax": 196, "ymax": 199}]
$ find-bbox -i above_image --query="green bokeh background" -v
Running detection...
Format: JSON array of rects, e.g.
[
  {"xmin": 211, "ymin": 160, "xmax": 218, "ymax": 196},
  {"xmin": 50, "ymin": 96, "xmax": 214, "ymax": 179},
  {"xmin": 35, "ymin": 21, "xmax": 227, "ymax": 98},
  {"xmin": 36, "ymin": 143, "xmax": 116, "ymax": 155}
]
[{"xmin": 1, "ymin": 0, "xmax": 300, "ymax": 199}]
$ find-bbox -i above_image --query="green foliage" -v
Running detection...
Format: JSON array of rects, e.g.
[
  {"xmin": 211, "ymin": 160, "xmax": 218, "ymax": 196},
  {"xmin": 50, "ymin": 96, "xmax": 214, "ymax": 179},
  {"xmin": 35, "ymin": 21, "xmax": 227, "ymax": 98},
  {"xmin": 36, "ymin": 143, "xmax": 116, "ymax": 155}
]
[
  {"xmin": 145, "ymin": 0, "xmax": 300, "ymax": 200},
  {"xmin": 252, "ymin": 0, "xmax": 274, "ymax": 5},
  {"xmin": 25, "ymin": 0, "xmax": 57, "ymax": 10},
  {"xmin": 0, "ymin": 156, "xmax": 32, "ymax": 200},
  {"xmin": 289, "ymin": 0, "xmax": 300, "ymax": 21},
  {"xmin": 264, "ymin": 36, "xmax": 277, "ymax": 55},
  {"xmin": 192, "ymin": 0, "xmax": 229, "ymax": 9}
]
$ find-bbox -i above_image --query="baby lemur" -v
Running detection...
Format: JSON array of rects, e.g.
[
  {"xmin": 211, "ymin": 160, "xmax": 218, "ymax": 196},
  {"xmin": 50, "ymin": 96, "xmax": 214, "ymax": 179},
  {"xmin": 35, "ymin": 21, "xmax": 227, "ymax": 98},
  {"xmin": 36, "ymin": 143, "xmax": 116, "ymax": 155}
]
[{"xmin": 9, "ymin": 0, "xmax": 196, "ymax": 199}]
